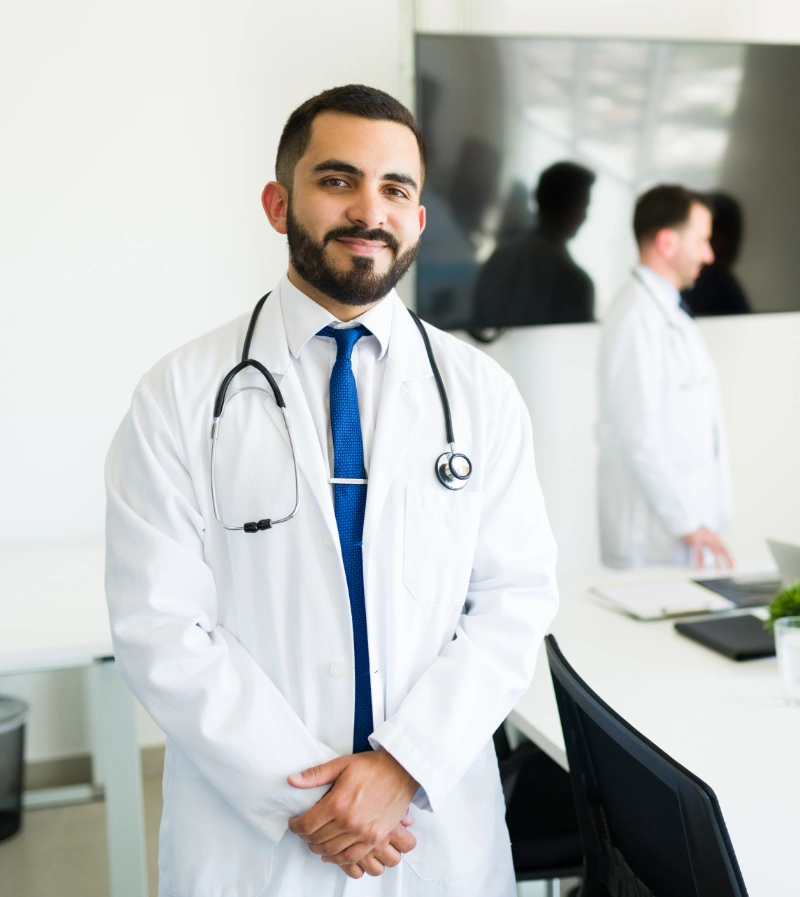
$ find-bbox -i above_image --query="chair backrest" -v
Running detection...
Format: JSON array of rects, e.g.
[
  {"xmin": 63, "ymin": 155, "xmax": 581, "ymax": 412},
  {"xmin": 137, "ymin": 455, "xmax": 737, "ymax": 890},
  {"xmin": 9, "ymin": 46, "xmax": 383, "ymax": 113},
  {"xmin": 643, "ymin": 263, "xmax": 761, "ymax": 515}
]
[{"xmin": 545, "ymin": 635, "xmax": 748, "ymax": 897}]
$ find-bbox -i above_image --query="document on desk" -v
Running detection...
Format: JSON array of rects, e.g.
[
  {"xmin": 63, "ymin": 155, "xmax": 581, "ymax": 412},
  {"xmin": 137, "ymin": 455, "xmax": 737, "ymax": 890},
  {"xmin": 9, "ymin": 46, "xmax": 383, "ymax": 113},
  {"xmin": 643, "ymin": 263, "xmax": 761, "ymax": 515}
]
[{"xmin": 590, "ymin": 580, "xmax": 735, "ymax": 621}]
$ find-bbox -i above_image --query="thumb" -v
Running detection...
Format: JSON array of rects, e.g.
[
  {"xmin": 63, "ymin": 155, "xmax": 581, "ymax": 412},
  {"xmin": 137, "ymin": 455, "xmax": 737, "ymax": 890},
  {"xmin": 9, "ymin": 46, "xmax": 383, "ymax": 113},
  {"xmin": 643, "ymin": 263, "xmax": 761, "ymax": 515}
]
[
  {"xmin": 288, "ymin": 756, "xmax": 348, "ymax": 789},
  {"xmin": 400, "ymin": 813, "xmax": 414, "ymax": 827}
]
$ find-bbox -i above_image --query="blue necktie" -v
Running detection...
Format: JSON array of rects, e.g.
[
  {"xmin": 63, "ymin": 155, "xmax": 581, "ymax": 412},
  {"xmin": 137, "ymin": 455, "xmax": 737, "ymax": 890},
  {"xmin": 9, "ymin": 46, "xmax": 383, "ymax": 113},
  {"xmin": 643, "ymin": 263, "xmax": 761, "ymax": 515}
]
[{"xmin": 318, "ymin": 325, "xmax": 373, "ymax": 753}]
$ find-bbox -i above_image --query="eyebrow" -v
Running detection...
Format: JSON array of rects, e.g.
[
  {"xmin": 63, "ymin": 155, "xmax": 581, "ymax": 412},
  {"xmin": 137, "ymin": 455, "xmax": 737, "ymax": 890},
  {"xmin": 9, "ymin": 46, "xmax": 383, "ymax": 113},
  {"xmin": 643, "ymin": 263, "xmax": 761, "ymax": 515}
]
[{"xmin": 310, "ymin": 158, "xmax": 418, "ymax": 193}]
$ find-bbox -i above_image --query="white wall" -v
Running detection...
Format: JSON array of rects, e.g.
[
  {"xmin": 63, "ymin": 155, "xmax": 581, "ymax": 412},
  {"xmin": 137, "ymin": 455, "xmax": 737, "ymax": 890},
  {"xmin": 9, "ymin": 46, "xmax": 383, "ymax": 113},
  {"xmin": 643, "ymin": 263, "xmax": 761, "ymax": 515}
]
[
  {"xmin": 3, "ymin": 0, "xmax": 800, "ymax": 762},
  {"xmin": 1, "ymin": 0, "xmax": 413, "ymax": 761},
  {"xmin": 1, "ymin": 0, "xmax": 412, "ymax": 549}
]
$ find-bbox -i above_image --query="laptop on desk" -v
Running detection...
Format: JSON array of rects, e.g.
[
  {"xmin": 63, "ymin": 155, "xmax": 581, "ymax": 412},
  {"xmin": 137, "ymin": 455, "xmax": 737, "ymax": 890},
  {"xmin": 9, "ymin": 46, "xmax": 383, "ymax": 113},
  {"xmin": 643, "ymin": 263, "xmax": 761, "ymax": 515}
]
[{"xmin": 693, "ymin": 539, "xmax": 800, "ymax": 607}]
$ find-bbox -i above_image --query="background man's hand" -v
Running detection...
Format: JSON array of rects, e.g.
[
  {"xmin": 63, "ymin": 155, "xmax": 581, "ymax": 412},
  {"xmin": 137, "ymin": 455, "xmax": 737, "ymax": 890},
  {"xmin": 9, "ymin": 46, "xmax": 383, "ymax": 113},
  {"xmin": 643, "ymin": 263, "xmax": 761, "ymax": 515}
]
[
  {"xmin": 287, "ymin": 748, "xmax": 419, "ymax": 873},
  {"xmin": 682, "ymin": 525, "xmax": 734, "ymax": 569}
]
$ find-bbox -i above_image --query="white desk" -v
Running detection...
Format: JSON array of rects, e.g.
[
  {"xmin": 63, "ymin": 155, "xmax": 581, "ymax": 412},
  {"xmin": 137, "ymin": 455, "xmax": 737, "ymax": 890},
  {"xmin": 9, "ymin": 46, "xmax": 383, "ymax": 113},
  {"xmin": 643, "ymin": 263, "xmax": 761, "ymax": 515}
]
[
  {"xmin": 510, "ymin": 570, "xmax": 800, "ymax": 897},
  {"xmin": 0, "ymin": 542, "xmax": 148, "ymax": 897}
]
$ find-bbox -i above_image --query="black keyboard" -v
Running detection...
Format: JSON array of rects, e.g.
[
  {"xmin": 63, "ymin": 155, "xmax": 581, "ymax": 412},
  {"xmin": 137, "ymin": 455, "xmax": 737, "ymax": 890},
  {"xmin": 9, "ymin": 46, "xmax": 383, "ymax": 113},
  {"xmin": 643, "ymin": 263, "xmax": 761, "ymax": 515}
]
[{"xmin": 693, "ymin": 577, "xmax": 782, "ymax": 608}]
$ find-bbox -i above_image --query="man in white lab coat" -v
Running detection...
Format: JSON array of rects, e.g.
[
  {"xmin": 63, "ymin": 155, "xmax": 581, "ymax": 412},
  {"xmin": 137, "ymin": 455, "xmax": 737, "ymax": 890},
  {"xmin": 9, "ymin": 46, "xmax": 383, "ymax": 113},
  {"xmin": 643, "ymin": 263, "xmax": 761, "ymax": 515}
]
[
  {"xmin": 105, "ymin": 85, "xmax": 558, "ymax": 896},
  {"xmin": 598, "ymin": 184, "xmax": 733, "ymax": 570}
]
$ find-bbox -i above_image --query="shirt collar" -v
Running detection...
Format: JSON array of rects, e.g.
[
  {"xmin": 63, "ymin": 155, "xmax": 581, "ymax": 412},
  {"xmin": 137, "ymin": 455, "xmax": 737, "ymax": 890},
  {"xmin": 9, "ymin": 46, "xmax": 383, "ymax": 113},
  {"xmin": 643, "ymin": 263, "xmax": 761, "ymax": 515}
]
[
  {"xmin": 635, "ymin": 264, "xmax": 681, "ymax": 308},
  {"xmin": 279, "ymin": 274, "xmax": 393, "ymax": 360}
]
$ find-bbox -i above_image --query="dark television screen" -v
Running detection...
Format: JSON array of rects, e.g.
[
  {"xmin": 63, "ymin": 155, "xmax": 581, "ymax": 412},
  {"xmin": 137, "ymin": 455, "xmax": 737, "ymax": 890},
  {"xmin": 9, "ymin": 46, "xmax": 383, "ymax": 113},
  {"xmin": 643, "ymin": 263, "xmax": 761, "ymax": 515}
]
[{"xmin": 415, "ymin": 34, "xmax": 800, "ymax": 331}]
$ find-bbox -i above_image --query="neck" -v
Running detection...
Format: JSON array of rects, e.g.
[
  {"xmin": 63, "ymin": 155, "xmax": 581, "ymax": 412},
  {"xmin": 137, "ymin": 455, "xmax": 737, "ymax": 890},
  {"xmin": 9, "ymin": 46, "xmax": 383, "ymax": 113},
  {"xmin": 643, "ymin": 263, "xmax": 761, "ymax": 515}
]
[
  {"xmin": 287, "ymin": 265, "xmax": 383, "ymax": 322},
  {"xmin": 638, "ymin": 251, "xmax": 681, "ymax": 290},
  {"xmin": 534, "ymin": 221, "xmax": 569, "ymax": 245}
]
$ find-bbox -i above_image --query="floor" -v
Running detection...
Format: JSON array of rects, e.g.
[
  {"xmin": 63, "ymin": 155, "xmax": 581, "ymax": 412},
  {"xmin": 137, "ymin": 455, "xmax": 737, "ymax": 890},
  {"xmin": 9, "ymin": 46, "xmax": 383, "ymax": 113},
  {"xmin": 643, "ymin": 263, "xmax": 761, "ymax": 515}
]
[
  {"xmin": 0, "ymin": 752, "xmax": 578, "ymax": 896},
  {"xmin": 0, "ymin": 758, "xmax": 162, "ymax": 897}
]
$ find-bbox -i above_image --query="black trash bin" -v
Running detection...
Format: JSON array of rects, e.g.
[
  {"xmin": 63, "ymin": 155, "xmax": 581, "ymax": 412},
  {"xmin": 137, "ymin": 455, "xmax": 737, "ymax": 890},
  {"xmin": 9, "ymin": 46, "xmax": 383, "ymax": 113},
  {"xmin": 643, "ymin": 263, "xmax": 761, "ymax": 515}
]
[{"xmin": 0, "ymin": 695, "xmax": 30, "ymax": 841}]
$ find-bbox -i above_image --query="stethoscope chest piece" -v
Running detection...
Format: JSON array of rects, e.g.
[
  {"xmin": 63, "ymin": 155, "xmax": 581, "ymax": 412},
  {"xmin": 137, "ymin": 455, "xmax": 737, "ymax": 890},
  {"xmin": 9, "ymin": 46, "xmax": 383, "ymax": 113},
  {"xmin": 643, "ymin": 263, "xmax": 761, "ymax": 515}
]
[{"xmin": 436, "ymin": 449, "xmax": 473, "ymax": 491}]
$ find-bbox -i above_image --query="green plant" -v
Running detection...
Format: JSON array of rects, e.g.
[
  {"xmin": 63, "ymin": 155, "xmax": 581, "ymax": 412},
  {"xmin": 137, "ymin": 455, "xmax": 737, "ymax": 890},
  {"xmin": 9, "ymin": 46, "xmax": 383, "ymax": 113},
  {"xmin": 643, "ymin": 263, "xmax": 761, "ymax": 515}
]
[{"xmin": 765, "ymin": 580, "xmax": 800, "ymax": 630}]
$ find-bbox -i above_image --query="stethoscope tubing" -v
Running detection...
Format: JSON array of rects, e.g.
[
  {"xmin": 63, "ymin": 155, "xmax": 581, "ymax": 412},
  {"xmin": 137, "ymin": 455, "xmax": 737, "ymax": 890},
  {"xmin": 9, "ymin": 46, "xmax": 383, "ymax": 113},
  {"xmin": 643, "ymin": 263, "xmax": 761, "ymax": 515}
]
[
  {"xmin": 407, "ymin": 307, "xmax": 455, "ymax": 446},
  {"xmin": 210, "ymin": 292, "xmax": 473, "ymax": 532}
]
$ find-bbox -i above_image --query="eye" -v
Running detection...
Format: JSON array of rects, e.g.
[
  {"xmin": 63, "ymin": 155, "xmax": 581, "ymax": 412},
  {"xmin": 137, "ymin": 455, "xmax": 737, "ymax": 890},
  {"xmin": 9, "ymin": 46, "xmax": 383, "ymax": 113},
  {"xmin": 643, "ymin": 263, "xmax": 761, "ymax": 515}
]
[
  {"xmin": 384, "ymin": 186, "xmax": 409, "ymax": 199},
  {"xmin": 321, "ymin": 177, "xmax": 350, "ymax": 188}
]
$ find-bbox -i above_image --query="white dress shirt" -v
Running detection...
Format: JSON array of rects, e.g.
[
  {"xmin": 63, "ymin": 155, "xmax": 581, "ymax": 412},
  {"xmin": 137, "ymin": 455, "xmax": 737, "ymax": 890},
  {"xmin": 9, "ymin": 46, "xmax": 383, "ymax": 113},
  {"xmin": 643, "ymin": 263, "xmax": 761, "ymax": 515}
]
[{"xmin": 279, "ymin": 275, "xmax": 394, "ymax": 479}]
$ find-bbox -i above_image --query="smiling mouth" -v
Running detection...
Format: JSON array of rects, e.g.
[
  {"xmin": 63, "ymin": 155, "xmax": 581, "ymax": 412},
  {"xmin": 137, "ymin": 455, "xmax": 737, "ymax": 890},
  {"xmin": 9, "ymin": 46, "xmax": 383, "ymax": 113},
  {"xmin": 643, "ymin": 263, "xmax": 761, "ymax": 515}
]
[{"xmin": 335, "ymin": 238, "xmax": 388, "ymax": 256}]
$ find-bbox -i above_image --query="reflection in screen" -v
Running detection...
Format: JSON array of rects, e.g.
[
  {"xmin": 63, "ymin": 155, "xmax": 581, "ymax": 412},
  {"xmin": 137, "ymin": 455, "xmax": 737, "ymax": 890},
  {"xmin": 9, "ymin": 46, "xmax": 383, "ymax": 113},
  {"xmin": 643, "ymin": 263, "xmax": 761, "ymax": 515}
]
[{"xmin": 416, "ymin": 35, "xmax": 800, "ymax": 330}]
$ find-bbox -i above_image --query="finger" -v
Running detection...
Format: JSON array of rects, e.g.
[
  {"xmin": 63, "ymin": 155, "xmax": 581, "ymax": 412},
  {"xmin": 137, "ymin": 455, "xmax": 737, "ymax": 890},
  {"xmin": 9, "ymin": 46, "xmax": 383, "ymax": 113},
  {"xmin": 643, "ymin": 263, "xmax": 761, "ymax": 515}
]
[
  {"xmin": 709, "ymin": 538, "xmax": 730, "ymax": 570},
  {"xmin": 288, "ymin": 797, "xmax": 338, "ymax": 838},
  {"xmin": 340, "ymin": 863, "xmax": 364, "ymax": 880},
  {"xmin": 370, "ymin": 842, "xmax": 402, "ymax": 868},
  {"xmin": 305, "ymin": 831, "xmax": 361, "ymax": 856},
  {"xmin": 358, "ymin": 855, "xmax": 386, "ymax": 877},
  {"xmin": 695, "ymin": 543, "xmax": 703, "ymax": 569},
  {"xmin": 387, "ymin": 826, "xmax": 416, "ymax": 853},
  {"xmin": 400, "ymin": 813, "xmax": 414, "ymax": 826},
  {"xmin": 288, "ymin": 756, "xmax": 348, "ymax": 789},
  {"xmin": 323, "ymin": 841, "xmax": 373, "ymax": 867},
  {"xmin": 721, "ymin": 544, "xmax": 734, "ymax": 569},
  {"xmin": 295, "ymin": 802, "xmax": 369, "ymax": 845}
]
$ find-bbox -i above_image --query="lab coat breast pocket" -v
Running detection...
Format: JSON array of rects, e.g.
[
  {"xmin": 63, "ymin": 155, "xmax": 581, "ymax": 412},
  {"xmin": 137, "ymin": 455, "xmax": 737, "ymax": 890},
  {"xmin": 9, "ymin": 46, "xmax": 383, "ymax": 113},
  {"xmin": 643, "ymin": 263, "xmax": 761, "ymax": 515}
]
[
  {"xmin": 158, "ymin": 748, "xmax": 274, "ymax": 897},
  {"xmin": 403, "ymin": 488, "xmax": 482, "ymax": 607}
]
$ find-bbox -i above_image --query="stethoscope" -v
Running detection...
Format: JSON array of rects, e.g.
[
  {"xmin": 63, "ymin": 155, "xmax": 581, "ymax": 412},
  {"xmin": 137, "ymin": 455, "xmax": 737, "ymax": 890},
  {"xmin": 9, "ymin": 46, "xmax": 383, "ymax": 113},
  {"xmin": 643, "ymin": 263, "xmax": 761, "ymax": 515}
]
[
  {"xmin": 631, "ymin": 268, "xmax": 709, "ymax": 391},
  {"xmin": 210, "ymin": 292, "xmax": 473, "ymax": 533}
]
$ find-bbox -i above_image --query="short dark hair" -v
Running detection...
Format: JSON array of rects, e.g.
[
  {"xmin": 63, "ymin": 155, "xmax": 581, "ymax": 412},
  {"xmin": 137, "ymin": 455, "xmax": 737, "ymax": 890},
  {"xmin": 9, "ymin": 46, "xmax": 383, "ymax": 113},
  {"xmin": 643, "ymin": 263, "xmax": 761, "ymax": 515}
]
[
  {"xmin": 535, "ymin": 161, "xmax": 595, "ymax": 214},
  {"xmin": 633, "ymin": 184, "xmax": 712, "ymax": 245},
  {"xmin": 275, "ymin": 84, "xmax": 428, "ymax": 193}
]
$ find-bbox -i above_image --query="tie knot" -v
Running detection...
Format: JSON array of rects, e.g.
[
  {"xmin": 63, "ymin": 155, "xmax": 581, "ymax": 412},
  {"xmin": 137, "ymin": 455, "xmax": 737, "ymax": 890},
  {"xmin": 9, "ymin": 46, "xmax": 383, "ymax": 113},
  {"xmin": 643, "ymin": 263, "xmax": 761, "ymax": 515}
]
[{"xmin": 318, "ymin": 325, "xmax": 370, "ymax": 361}]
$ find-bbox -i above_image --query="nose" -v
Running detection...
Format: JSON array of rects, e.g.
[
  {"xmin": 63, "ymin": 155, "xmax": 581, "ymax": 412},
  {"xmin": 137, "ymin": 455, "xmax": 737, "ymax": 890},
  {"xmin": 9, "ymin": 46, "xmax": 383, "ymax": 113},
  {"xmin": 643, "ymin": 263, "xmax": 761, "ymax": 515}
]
[{"xmin": 347, "ymin": 186, "xmax": 387, "ymax": 230}]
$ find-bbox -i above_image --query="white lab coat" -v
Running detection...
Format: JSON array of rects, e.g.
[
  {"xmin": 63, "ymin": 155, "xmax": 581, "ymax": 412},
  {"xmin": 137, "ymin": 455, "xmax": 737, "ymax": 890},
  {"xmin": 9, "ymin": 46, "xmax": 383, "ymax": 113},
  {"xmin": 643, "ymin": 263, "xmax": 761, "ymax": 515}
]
[
  {"xmin": 105, "ymin": 287, "xmax": 558, "ymax": 897},
  {"xmin": 597, "ymin": 265, "xmax": 732, "ymax": 569}
]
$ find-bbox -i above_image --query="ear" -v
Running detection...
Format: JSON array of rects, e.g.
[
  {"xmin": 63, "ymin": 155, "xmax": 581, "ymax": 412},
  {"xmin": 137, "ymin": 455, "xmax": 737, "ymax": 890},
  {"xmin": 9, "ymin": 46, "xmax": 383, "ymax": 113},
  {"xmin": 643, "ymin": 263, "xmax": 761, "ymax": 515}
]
[
  {"xmin": 654, "ymin": 227, "xmax": 677, "ymax": 260},
  {"xmin": 418, "ymin": 202, "xmax": 427, "ymax": 236},
  {"xmin": 262, "ymin": 181, "xmax": 290, "ymax": 235}
]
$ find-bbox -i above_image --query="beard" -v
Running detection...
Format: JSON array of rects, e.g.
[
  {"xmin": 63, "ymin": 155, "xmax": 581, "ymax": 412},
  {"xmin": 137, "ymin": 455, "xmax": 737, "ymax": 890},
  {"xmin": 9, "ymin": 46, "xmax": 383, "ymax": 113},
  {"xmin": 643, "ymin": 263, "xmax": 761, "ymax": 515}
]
[{"xmin": 286, "ymin": 206, "xmax": 419, "ymax": 306}]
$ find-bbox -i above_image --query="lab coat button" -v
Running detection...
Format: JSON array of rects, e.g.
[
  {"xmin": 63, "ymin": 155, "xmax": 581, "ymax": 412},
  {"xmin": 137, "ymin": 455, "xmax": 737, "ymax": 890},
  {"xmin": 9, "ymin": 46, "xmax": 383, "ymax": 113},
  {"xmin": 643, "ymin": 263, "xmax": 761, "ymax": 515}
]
[
  {"xmin": 329, "ymin": 661, "xmax": 348, "ymax": 678},
  {"xmin": 324, "ymin": 533, "xmax": 334, "ymax": 549}
]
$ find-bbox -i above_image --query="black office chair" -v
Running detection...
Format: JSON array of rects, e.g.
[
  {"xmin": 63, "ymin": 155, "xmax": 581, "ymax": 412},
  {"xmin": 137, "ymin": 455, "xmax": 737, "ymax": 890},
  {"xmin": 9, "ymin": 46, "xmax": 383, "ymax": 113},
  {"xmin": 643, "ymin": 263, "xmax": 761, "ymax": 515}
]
[
  {"xmin": 545, "ymin": 635, "xmax": 749, "ymax": 897},
  {"xmin": 494, "ymin": 725, "xmax": 583, "ymax": 895}
]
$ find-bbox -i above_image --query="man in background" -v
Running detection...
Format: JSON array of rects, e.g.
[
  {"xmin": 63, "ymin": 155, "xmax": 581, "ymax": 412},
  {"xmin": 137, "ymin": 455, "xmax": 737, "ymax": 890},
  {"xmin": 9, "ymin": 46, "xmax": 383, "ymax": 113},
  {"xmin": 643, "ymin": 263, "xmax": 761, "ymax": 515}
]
[
  {"xmin": 597, "ymin": 184, "xmax": 734, "ymax": 569},
  {"xmin": 472, "ymin": 161, "xmax": 596, "ymax": 328}
]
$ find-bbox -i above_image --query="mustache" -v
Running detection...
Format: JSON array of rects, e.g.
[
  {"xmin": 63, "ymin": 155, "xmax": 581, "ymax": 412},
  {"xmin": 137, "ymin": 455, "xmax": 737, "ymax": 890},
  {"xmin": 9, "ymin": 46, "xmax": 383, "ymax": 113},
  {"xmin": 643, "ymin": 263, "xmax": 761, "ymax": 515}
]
[{"xmin": 324, "ymin": 225, "xmax": 400, "ymax": 255}]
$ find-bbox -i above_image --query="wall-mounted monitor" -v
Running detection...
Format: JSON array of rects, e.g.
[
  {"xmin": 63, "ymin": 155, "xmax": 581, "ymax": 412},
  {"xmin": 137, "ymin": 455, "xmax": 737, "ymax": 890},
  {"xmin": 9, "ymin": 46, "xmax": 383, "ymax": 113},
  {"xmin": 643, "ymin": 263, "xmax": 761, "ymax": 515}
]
[{"xmin": 416, "ymin": 34, "xmax": 800, "ymax": 331}]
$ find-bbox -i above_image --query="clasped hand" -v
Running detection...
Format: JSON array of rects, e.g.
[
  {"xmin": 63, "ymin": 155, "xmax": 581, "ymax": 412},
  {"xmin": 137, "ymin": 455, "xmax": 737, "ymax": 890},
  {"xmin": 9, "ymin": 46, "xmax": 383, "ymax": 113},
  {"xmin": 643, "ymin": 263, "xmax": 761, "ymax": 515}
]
[{"xmin": 288, "ymin": 748, "xmax": 419, "ymax": 879}]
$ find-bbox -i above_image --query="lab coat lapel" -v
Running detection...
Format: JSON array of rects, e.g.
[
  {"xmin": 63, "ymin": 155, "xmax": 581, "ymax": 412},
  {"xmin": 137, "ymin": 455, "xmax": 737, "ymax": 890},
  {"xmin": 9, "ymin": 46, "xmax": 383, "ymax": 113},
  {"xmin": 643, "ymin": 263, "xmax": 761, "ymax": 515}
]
[
  {"xmin": 362, "ymin": 299, "xmax": 431, "ymax": 557},
  {"xmin": 247, "ymin": 292, "xmax": 339, "ymax": 541}
]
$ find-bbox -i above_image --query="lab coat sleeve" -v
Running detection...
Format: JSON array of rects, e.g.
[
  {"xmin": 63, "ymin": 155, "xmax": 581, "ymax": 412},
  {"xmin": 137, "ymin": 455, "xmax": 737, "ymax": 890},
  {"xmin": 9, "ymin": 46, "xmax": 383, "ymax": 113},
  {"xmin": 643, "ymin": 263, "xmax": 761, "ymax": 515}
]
[
  {"xmin": 105, "ymin": 378, "xmax": 338, "ymax": 846},
  {"xmin": 369, "ymin": 375, "xmax": 559, "ymax": 811},
  {"xmin": 600, "ymin": 309, "xmax": 700, "ymax": 536}
]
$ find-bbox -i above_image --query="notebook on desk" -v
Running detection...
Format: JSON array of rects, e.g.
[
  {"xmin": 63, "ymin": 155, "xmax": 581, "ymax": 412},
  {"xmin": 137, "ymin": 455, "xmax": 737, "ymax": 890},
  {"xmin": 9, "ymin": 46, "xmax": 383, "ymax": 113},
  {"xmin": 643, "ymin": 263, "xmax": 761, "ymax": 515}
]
[{"xmin": 675, "ymin": 614, "xmax": 776, "ymax": 661}]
